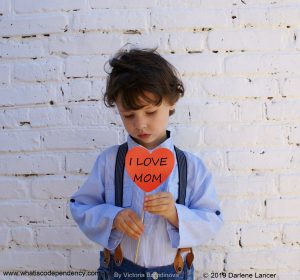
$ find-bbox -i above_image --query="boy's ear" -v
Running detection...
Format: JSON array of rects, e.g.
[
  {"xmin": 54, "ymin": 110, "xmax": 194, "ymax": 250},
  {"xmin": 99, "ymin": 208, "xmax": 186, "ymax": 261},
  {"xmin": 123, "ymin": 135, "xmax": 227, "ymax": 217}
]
[{"xmin": 169, "ymin": 103, "xmax": 176, "ymax": 116}]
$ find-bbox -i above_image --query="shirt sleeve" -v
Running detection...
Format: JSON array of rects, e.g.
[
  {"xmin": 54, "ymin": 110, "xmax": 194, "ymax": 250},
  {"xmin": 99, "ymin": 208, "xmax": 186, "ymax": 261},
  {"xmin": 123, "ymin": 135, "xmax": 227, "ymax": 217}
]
[
  {"xmin": 69, "ymin": 149, "xmax": 124, "ymax": 250},
  {"xmin": 167, "ymin": 153, "xmax": 224, "ymax": 248}
]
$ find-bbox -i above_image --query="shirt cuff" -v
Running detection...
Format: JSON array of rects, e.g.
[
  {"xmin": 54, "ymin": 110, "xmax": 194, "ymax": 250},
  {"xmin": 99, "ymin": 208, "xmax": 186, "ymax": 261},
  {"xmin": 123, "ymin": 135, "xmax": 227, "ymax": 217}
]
[
  {"xmin": 107, "ymin": 228, "xmax": 124, "ymax": 250},
  {"xmin": 106, "ymin": 207, "xmax": 124, "ymax": 250},
  {"xmin": 166, "ymin": 203, "xmax": 181, "ymax": 248}
]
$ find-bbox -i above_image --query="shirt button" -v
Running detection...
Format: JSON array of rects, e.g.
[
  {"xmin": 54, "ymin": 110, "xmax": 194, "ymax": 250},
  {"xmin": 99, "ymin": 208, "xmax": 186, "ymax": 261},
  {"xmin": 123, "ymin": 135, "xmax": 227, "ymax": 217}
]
[
  {"xmin": 152, "ymin": 272, "xmax": 158, "ymax": 279},
  {"xmin": 215, "ymin": 210, "xmax": 221, "ymax": 215}
]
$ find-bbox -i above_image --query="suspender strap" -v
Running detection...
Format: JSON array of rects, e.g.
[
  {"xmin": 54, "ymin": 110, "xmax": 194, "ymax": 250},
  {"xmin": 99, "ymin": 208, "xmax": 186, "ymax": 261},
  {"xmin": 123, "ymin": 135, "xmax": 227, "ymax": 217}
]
[
  {"xmin": 174, "ymin": 146, "xmax": 187, "ymax": 205},
  {"xmin": 114, "ymin": 142, "xmax": 128, "ymax": 207},
  {"xmin": 115, "ymin": 143, "xmax": 187, "ymax": 207}
]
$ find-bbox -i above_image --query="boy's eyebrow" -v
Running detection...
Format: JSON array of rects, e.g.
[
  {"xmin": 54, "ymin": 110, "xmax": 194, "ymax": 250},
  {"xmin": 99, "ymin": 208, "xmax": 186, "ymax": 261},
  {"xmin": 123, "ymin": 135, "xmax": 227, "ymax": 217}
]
[{"xmin": 119, "ymin": 105, "xmax": 156, "ymax": 113}]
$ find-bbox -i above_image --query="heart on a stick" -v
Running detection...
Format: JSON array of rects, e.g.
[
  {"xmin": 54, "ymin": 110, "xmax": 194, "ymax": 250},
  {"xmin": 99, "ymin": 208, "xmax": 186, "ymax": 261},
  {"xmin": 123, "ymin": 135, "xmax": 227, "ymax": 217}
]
[{"xmin": 125, "ymin": 146, "xmax": 175, "ymax": 192}]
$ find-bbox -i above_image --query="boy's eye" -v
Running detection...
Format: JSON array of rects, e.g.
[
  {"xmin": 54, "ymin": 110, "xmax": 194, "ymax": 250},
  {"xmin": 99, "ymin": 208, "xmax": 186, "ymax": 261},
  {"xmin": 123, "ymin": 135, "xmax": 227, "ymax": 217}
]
[
  {"xmin": 146, "ymin": 111, "xmax": 157, "ymax": 115},
  {"xmin": 123, "ymin": 114, "xmax": 134, "ymax": 119}
]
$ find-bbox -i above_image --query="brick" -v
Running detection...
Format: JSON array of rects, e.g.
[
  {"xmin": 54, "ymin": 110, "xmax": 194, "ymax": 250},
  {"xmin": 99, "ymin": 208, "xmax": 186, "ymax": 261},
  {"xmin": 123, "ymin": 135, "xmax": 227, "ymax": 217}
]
[
  {"xmin": 193, "ymin": 250, "xmax": 224, "ymax": 272},
  {"xmin": 241, "ymin": 224, "xmax": 281, "ymax": 247},
  {"xmin": 14, "ymin": 0, "xmax": 86, "ymax": 13},
  {"xmin": 172, "ymin": 125, "xmax": 203, "ymax": 149},
  {"xmin": 0, "ymin": 178, "xmax": 28, "ymax": 199},
  {"xmin": 206, "ymin": 224, "xmax": 238, "ymax": 247},
  {"xmin": 14, "ymin": 59, "xmax": 63, "ymax": 82},
  {"xmin": 70, "ymin": 249, "xmax": 99, "ymax": 270},
  {"xmin": 0, "ymin": 154, "xmax": 63, "ymax": 175},
  {"xmin": 0, "ymin": 64, "xmax": 10, "ymax": 84},
  {"xmin": 90, "ymin": 80, "xmax": 107, "ymax": 100},
  {"xmin": 215, "ymin": 174, "xmax": 276, "ymax": 197},
  {"xmin": 65, "ymin": 152, "xmax": 99, "ymax": 173},
  {"xmin": 0, "ymin": 131, "xmax": 40, "ymax": 152},
  {"xmin": 73, "ymin": 9, "xmax": 149, "ymax": 31},
  {"xmin": 208, "ymin": 29, "xmax": 292, "ymax": 51},
  {"xmin": 11, "ymin": 227, "xmax": 34, "ymax": 246},
  {"xmin": 36, "ymin": 226, "xmax": 91, "ymax": 246},
  {"xmin": 121, "ymin": 32, "xmax": 170, "ymax": 52},
  {"xmin": 0, "ymin": 107, "xmax": 29, "ymax": 128},
  {"xmin": 266, "ymin": 100, "xmax": 300, "ymax": 121},
  {"xmin": 279, "ymin": 174, "xmax": 300, "ymax": 195},
  {"xmin": 41, "ymin": 128, "xmax": 118, "ymax": 150},
  {"xmin": 237, "ymin": 5, "xmax": 300, "ymax": 27},
  {"xmin": 29, "ymin": 106, "xmax": 67, "ymax": 127},
  {"xmin": 225, "ymin": 53, "xmax": 300, "ymax": 74},
  {"xmin": 0, "ymin": 201, "xmax": 64, "ymax": 223},
  {"xmin": 31, "ymin": 175, "xmax": 83, "ymax": 199},
  {"xmin": 169, "ymin": 100, "xmax": 196, "ymax": 124},
  {"xmin": 291, "ymin": 150, "xmax": 300, "ymax": 169},
  {"xmin": 283, "ymin": 224, "xmax": 300, "ymax": 244},
  {"xmin": 157, "ymin": 0, "xmax": 205, "ymax": 7},
  {"xmin": 50, "ymin": 33, "xmax": 122, "ymax": 55},
  {"xmin": 181, "ymin": 77, "xmax": 207, "ymax": 99},
  {"xmin": 0, "ymin": 0, "xmax": 10, "ymax": 15},
  {"xmin": 204, "ymin": 125, "xmax": 285, "ymax": 148},
  {"xmin": 201, "ymin": 0, "xmax": 260, "ymax": 7},
  {"xmin": 166, "ymin": 53, "xmax": 223, "ymax": 75},
  {"xmin": 221, "ymin": 199, "xmax": 264, "ymax": 222},
  {"xmin": 268, "ymin": 5, "xmax": 300, "ymax": 26},
  {"xmin": 282, "ymin": 77, "xmax": 300, "ymax": 98},
  {"xmin": 65, "ymin": 55, "xmax": 107, "ymax": 78},
  {"xmin": 187, "ymin": 100, "xmax": 237, "ymax": 123},
  {"xmin": 0, "ymin": 250, "xmax": 67, "ymax": 270},
  {"xmin": 238, "ymin": 100, "xmax": 264, "ymax": 122},
  {"xmin": 151, "ymin": 8, "xmax": 231, "ymax": 29},
  {"xmin": 0, "ymin": 84, "xmax": 57, "ymax": 107},
  {"xmin": 197, "ymin": 150, "xmax": 225, "ymax": 173},
  {"xmin": 69, "ymin": 104, "xmax": 120, "ymax": 126},
  {"xmin": 168, "ymin": 32, "xmax": 206, "ymax": 52},
  {"xmin": 61, "ymin": 80, "xmax": 93, "ymax": 102},
  {"xmin": 0, "ymin": 227, "xmax": 11, "ymax": 246},
  {"xmin": 278, "ymin": 272, "xmax": 300, "ymax": 280},
  {"xmin": 288, "ymin": 126, "xmax": 300, "ymax": 144},
  {"xmin": 227, "ymin": 248, "xmax": 300, "ymax": 270},
  {"xmin": 266, "ymin": 198, "xmax": 300, "ymax": 219},
  {"xmin": 202, "ymin": 77, "xmax": 279, "ymax": 98},
  {"xmin": 0, "ymin": 14, "xmax": 68, "ymax": 37},
  {"xmin": 90, "ymin": 0, "xmax": 155, "ymax": 8},
  {"xmin": 0, "ymin": 38, "xmax": 47, "ymax": 58},
  {"xmin": 227, "ymin": 149, "xmax": 292, "ymax": 171}
]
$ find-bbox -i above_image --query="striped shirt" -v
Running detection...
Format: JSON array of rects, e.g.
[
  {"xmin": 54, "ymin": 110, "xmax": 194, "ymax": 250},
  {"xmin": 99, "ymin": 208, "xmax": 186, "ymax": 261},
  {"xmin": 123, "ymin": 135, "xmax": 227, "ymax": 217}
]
[{"xmin": 70, "ymin": 131, "xmax": 223, "ymax": 267}]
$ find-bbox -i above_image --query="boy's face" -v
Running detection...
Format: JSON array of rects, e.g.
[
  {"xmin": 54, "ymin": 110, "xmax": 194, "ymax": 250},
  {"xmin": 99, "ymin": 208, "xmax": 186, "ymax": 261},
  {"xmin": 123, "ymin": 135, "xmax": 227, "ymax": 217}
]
[{"xmin": 116, "ymin": 92, "xmax": 175, "ymax": 149}]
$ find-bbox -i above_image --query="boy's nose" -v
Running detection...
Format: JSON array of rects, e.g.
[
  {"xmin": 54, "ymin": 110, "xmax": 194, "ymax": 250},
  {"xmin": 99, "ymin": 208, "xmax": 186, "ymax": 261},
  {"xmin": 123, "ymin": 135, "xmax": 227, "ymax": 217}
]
[{"xmin": 134, "ymin": 117, "xmax": 147, "ymax": 130}]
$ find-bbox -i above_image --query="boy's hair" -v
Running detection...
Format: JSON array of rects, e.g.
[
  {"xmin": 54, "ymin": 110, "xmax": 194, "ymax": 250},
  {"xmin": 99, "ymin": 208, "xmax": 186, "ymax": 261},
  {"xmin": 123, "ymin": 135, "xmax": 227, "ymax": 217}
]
[{"xmin": 103, "ymin": 47, "xmax": 184, "ymax": 116}]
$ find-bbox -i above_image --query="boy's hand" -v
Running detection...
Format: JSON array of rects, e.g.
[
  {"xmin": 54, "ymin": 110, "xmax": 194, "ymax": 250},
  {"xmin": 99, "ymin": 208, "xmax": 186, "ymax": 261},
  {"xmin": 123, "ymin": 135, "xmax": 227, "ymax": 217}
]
[
  {"xmin": 144, "ymin": 192, "xmax": 179, "ymax": 228},
  {"xmin": 113, "ymin": 208, "xmax": 144, "ymax": 240}
]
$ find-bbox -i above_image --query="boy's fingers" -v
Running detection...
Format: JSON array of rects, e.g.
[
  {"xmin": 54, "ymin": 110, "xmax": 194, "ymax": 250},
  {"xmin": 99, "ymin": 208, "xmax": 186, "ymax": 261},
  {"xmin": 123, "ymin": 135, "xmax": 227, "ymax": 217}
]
[
  {"xmin": 119, "ymin": 216, "xmax": 142, "ymax": 240},
  {"xmin": 144, "ymin": 198, "xmax": 170, "ymax": 206},
  {"xmin": 128, "ymin": 211, "xmax": 144, "ymax": 228},
  {"xmin": 124, "ymin": 218, "xmax": 143, "ymax": 236},
  {"xmin": 145, "ymin": 192, "xmax": 172, "ymax": 201},
  {"xmin": 115, "ymin": 209, "xmax": 144, "ymax": 239}
]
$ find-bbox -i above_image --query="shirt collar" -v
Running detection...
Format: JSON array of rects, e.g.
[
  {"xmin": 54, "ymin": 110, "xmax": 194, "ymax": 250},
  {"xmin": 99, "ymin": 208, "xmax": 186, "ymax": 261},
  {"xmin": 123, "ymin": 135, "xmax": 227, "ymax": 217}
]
[{"xmin": 127, "ymin": 130, "xmax": 174, "ymax": 152}]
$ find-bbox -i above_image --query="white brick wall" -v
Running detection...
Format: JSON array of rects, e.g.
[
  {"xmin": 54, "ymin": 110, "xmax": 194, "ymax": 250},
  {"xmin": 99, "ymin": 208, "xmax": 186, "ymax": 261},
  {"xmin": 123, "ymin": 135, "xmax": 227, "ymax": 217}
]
[{"xmin": 0, "ymin": 1, "xmax": 299, "ymax": 279}]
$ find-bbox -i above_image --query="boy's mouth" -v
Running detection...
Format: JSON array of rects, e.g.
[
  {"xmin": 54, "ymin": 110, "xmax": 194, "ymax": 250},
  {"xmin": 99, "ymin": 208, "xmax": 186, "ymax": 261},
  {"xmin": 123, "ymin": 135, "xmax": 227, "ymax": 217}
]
[{"xmin": 138, "ymin": 133, "xmax": 151, "ymax": 139}]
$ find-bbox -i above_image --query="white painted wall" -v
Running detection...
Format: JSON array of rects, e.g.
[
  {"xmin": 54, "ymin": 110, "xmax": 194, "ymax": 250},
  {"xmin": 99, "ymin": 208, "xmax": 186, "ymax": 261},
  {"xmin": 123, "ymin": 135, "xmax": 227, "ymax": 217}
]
[{"xmin": 0, "ymin": 0, "xmax": 300, "ymax": 279}]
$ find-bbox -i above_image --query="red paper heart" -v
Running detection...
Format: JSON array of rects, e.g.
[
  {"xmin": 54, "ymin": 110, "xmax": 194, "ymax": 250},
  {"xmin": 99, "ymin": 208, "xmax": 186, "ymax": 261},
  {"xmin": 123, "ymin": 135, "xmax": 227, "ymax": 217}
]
[{"xmin": 125, "ymin": 146, "xmax": 175, "ymax": 192}]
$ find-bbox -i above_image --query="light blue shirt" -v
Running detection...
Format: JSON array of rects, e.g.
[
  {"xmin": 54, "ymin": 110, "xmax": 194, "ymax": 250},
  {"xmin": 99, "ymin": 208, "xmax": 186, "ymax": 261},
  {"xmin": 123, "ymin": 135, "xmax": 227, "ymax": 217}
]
[{"xmin": 70, "ymin": 132, "xmax": 224, "ymax": 267}]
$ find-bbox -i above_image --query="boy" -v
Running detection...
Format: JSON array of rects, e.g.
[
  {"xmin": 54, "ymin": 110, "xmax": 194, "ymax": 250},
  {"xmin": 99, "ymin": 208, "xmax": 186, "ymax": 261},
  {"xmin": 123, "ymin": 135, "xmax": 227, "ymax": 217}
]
[{"xmin": 70, "ymin": 47, "xmax": 223, "ymax": 280}]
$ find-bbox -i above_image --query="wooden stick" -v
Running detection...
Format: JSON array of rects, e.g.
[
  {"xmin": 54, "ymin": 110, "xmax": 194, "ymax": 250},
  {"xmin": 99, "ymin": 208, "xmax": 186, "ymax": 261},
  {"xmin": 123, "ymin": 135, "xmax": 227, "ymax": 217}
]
[{"xmin": 134, "ymin": 194, "xmax": 145, "ymax": 263}]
